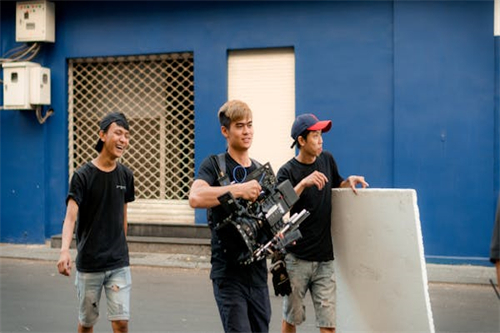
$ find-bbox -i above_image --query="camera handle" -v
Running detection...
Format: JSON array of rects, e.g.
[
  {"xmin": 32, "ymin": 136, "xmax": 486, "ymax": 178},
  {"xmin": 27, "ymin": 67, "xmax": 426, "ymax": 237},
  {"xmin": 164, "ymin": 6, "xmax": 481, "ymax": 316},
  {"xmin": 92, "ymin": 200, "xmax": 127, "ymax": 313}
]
[{"xmin": 253, "ymin": 209, "xmax": 310, "ymax": 261}]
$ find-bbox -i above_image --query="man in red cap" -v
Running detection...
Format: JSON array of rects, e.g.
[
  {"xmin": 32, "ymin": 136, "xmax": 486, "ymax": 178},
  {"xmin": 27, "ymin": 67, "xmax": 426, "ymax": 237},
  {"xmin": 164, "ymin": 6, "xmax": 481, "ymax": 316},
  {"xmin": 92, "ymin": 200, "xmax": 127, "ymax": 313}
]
[
  {"xmin": 277, "ymin": 113, "xmax": 368, "ymax": 333},
  {"xmin": 57, "ymin": 112, "xmax": 135, "ymax": 333}
]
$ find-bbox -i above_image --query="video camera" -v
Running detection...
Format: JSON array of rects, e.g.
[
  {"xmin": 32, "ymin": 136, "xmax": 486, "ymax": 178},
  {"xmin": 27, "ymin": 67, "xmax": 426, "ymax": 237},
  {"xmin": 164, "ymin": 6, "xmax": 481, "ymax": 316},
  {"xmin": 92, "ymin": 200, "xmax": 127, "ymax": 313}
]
[{"xmin": 215, "ymin": 162, "xmax": 310, "ymax": 265}]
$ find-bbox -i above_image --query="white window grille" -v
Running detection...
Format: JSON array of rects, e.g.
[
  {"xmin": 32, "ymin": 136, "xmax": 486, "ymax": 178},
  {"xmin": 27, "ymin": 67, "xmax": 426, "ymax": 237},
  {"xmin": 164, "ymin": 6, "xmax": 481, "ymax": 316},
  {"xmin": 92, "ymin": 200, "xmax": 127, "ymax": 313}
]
[{"xmin": 68, "ymin": 53, "xmax": 195, "ymax": 223}]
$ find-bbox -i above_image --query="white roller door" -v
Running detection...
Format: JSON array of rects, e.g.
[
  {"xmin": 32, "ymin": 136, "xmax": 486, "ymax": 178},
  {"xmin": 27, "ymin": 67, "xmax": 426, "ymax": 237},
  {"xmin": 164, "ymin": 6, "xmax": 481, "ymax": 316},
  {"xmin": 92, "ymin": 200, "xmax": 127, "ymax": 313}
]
[{"xmin": 228, "ymin": 48, "xmax": 296, "ymax": 173}]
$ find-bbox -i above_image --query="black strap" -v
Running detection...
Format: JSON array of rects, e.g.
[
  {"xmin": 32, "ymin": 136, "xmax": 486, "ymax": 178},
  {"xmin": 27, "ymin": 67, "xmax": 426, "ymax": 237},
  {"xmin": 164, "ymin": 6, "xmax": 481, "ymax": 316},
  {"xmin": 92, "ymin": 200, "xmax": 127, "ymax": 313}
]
[
  {"xmin": 214, "ymin": 152, "xmax": 261, "ymax": 185},
  {"xmin": 252, "ymin": 158, "xmax": 262, "ymax": 169},
  {"xmin": 217, "ymin": 153, "xmax": 226, "ymax": 178}
]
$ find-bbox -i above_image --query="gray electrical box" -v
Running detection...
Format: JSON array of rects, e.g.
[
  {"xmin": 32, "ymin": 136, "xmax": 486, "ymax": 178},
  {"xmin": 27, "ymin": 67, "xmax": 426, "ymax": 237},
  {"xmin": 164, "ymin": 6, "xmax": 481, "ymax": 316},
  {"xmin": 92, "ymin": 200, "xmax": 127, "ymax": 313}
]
[{"xmin": 16, "ymin": 0, "xmax": 55, "ymax": 43}]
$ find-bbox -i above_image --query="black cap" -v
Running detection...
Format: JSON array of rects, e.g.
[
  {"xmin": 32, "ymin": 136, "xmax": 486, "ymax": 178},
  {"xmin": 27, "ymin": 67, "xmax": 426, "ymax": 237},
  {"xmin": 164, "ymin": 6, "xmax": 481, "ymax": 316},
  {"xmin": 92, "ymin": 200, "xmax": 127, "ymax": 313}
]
[{"xmin": 95, "ymin": 112, "xmax": 130, "ymax": 152}]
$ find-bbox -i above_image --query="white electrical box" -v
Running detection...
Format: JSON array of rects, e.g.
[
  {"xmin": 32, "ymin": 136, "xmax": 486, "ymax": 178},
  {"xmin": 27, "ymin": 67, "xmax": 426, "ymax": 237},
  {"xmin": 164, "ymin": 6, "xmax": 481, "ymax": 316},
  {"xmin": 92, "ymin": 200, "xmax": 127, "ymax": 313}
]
[
  {"xmin": 30, "ymin": 66, "xmax": 51, "ymax": 105},
  {"xmin": 2, "ymin": 62, "xmax": 51, "ymax": 110},
  {"xmin": 16, "ymin": 0, "xmax": 55, "ymax": 43}
]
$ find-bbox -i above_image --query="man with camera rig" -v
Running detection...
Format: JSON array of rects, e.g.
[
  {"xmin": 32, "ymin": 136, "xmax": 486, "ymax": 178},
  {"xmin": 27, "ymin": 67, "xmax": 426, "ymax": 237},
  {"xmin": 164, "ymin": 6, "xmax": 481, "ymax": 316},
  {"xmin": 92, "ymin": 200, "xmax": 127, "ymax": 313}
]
[
  {"xmin": 189, "ymin": 100, "xmax": 271, "ymax": 333},
  {"xmin": 277, "ymin": 113, "xmax": 369, "ymax": 333}
]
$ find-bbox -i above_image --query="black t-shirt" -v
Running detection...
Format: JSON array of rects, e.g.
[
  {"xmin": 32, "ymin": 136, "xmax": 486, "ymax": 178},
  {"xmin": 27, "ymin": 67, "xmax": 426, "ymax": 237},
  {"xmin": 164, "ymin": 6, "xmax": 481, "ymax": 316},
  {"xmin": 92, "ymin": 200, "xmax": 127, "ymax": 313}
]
[
  {"xmin": 68, "ymin": 162, "xmax": 135, "ymax": 272},
  {"xmin": 196, "ymin": 153, "xmax": 268, "ymax": 287},
  {"xmin": 277, "ymin": 151, "xmax": 343, "ymax": 261}
]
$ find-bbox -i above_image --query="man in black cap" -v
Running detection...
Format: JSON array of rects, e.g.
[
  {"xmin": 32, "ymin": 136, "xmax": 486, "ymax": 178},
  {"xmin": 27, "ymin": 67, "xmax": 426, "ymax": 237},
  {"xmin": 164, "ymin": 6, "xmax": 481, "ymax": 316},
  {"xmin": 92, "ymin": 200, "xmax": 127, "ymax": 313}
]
[
  {"xmin": 57, "ymin": 112, "xmax": 135, "ymax": 333},
  {"xmin": 277, "ymin": 113, "xmax": 368, "ymax": 333}
]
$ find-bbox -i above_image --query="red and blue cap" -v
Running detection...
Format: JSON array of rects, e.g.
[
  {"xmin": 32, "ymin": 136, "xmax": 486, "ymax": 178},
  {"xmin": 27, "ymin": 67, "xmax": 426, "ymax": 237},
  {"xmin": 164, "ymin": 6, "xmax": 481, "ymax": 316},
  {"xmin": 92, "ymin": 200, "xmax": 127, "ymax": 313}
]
[{"xmin": 290, "ymin": 113, "xmax": 332, "ymax": 148}]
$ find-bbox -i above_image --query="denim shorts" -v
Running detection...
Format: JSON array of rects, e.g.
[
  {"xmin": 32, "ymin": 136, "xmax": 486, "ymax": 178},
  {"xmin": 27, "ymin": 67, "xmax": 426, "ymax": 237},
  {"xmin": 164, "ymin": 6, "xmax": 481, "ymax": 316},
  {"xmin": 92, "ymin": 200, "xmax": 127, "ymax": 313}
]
[
  {"xmin": 75, "ymin": 266, "xmax": 132, "ymax": 327},
  {"xmin": 283, "ymin": 253, "xmax": 336, "ymax": 328}
]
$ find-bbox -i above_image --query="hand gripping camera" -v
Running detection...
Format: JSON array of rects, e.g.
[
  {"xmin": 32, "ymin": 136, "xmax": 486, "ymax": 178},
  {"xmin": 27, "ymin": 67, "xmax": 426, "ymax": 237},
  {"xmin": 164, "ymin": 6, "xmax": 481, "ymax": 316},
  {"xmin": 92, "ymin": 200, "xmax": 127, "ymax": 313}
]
[{"xmin": 215, "ymin": 162, "xmax": 310, "ymax": 265}]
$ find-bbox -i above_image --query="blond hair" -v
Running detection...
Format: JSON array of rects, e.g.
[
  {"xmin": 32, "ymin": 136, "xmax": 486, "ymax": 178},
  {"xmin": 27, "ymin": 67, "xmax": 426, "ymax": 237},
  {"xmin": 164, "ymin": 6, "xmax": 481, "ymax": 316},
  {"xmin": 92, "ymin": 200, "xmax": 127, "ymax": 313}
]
[{"xmin": 218, "ymin": 100, "xmax": 252, "ymax": 128}]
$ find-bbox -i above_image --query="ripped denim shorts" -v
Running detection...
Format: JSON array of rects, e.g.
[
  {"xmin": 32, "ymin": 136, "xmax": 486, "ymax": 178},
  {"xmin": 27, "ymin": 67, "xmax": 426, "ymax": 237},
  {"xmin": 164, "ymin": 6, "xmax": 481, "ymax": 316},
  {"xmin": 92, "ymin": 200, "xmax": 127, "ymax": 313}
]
[{"xmin": 75, "ymin": 266, "xmax": 131, "ymax": 327}]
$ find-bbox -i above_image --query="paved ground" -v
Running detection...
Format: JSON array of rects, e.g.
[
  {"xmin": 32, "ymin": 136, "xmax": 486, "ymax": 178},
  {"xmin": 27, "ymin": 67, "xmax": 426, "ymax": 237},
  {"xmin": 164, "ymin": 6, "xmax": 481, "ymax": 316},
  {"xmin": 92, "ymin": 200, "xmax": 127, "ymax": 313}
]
[
  {"xmin": 0, "ymin": 243, "xmax": 496, "ymax": 285},
  {"xmin": 0, "ymin": 255, "xmax": 499, "ymax": 333},
  {"xmin": 1, "ymin": 244, "xmax": 499, "ymax": 332}
]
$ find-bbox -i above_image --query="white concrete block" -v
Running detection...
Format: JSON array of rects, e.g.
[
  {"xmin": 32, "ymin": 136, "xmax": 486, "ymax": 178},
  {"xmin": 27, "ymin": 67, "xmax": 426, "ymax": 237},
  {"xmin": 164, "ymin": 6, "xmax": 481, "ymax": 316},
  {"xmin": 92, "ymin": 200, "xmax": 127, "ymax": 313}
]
[{"xmin": 331, "ymin": 188, "xmax": 435, "ymax": 333}]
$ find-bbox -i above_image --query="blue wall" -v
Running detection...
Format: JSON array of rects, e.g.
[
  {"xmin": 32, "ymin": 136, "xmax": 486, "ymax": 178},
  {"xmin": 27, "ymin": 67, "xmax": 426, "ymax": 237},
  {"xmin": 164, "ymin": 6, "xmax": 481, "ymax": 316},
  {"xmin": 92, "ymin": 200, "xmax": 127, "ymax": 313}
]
[
  {"xmin": 394, "ymin": 1, "xmax": 496, "ymax": 262},
  {"xmin": 0, "ymin": 1, "xmax": 497, "ymax": 264}
]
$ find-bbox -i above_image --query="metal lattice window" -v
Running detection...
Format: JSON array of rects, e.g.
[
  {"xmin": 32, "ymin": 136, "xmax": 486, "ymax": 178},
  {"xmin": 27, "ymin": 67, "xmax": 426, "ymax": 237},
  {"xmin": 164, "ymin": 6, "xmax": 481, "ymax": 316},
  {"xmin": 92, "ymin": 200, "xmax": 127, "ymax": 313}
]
[{"xmin": 68, "ymin": 53, "xmax": 195, "ymax": 223}]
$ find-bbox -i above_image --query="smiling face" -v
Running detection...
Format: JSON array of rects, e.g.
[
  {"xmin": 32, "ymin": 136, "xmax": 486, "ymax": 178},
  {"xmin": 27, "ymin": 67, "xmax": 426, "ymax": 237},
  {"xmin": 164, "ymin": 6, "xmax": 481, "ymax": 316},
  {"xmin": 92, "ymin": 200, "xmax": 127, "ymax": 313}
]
[
  {"xmin": 99, "ymin": 122, "xmax": 130, "ymax": 159},
  {"xmin": 218, "ymin": 100, "xmax": 254, "ymax": 153},
  {"xmin": 222, "ymin": 116, "xmax": 253, "ymax": 152}
]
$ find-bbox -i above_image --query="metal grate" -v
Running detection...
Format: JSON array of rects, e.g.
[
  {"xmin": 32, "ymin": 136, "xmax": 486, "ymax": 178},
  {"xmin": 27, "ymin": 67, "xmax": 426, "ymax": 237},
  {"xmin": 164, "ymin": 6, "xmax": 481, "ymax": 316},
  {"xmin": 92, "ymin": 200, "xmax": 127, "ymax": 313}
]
[{"xmin": 68, "ymin": 53, "xmax": 195, "ymax": 222}]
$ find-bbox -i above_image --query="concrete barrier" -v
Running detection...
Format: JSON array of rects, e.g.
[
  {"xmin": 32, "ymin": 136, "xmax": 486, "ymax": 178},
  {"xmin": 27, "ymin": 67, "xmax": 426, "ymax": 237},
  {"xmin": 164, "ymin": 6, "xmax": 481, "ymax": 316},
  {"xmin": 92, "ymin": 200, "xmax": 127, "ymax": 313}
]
[{"xmin": 331, "ymin": 188, "xmax": 435, "ymax": 333}]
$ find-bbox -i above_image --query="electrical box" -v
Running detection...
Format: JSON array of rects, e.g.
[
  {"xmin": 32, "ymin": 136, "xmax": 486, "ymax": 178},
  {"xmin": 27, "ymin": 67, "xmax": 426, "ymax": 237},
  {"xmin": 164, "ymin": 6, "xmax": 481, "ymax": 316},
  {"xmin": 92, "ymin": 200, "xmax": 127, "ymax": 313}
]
[
  {"xmin": 30, "ymin": 66, "xmax": 51, "ymax": 105},
  {"xmin": 2, "ymin": 62, "xmax": 51, "ymax": 110},
  {"xmin": 16, "ymin": 0, "xmax": 55, "ymax": 43}
]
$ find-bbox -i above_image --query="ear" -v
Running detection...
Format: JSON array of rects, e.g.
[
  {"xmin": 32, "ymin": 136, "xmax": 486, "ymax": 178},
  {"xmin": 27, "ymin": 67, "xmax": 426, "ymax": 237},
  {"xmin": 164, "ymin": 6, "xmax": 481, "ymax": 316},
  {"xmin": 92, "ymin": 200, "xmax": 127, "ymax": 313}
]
[
  {"xmin": 98, "ymin": 129, "xmax": 106, "ymax": 142},
  {"xmin": 221, "ymin": 125, "xmax": 229, "ymax": 139},
  {"xmin": 297, "ymin": 135, "xmax": 306, "ymax": 148}
]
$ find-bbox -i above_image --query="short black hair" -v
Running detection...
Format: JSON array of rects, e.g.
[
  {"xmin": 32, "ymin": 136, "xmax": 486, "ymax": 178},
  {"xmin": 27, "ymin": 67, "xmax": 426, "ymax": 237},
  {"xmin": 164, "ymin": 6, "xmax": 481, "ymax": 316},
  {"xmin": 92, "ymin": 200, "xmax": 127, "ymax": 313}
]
[{"xmin": 293, "ymin": 129, "xmax": 311, "ymax": 149}]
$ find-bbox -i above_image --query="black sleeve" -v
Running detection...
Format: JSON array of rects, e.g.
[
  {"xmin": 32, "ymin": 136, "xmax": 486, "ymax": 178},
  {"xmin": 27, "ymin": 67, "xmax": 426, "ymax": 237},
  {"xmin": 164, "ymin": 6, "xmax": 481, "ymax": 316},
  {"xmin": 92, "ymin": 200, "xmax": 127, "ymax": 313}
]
[
  {"xmin": 323, "ymin": 152, "xmax": 343, "ymax": 188},
  {"xmin": 67, "ymin": 170, "xmax": 85, "ymax": 207},
  {"xmin": 331, "ymin": 157, "xmax": 344, "ymax": 188},
  {"xmin": 196, "ymin": 155, "xmax": 220, "ymax": 186},
  {"xmin": 125, "ymin": 168, "xmax": 135, "ymax": 203},
  {"xmin": 277, "ymin": 163, "xmax": 293, "ymax": 186}
]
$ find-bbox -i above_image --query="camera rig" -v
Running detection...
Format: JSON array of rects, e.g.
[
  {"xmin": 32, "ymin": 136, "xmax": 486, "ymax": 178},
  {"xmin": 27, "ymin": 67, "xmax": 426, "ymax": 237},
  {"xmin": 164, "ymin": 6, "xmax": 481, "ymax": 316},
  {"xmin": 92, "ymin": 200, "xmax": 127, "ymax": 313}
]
[{"xmin": 215, "ymin": 162, "xmax": 310, "ymax": 265}]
